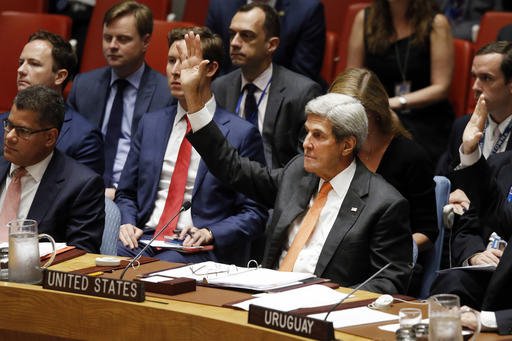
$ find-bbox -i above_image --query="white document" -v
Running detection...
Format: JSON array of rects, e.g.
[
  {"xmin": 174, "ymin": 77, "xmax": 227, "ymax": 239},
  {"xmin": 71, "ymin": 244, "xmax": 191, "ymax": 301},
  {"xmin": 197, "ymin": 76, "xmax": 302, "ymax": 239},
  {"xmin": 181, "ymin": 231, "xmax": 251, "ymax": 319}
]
[
  {"xmin": 309, "ymin": 306, "xmax": 398, "ymax": 329},
  {"xmin": 233, "ymin": 284, "xmax": 347, "ymax": 311},
  {"xmin": 139, "ymin": 239, "xmax": 204, "ymax": 250},
  {"xmin": 378, "ymin": 319, "xmax": 429, "ymax": 332},
  {"xmin": 148, "ymin": 261, "xmax": 315, "ymax": 291}
]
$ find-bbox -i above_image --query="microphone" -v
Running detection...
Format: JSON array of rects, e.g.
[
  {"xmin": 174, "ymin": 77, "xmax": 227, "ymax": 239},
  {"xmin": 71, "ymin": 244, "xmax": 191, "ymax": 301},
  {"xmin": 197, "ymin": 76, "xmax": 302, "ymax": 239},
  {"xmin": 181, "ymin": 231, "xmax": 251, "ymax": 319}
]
[
  {"xmin": 323, "ymin": 262, "xmax": 392, "ymax": 320},
  {"xmin": 119, "ymin": 201, "xmax": 192, "ymax": 280}
]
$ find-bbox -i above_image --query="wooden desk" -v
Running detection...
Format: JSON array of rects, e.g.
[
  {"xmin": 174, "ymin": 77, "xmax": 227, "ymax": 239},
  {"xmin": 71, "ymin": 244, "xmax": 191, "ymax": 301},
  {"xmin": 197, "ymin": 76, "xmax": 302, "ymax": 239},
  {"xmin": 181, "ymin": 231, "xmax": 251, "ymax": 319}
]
[
  {"xmin": 0, "ymin": 255, "xmax": 504, "ymax": 340},
  {"xmin": 0, "ymin": 254, "xmax": 372, "ymax": 340}
]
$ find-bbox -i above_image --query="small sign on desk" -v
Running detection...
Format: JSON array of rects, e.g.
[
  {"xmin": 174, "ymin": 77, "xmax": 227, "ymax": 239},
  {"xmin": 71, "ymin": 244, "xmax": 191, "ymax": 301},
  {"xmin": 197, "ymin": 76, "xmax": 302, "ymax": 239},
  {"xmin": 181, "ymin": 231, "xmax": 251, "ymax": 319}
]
[
  {"xmin": 42, "ymin": 269, "xmax": 145, "ymax": 302},
  {"xmin": 248, "ymin": 304, "xmax": 334, "ymax": 340}
]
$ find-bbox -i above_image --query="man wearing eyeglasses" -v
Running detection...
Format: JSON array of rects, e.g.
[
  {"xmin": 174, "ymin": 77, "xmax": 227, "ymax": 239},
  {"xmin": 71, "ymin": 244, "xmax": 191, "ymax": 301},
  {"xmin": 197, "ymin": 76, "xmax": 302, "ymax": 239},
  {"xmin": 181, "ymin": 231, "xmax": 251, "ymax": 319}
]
[{"xmin": 0, "ymin": 85, "xmax": 105, "ymax": 253}]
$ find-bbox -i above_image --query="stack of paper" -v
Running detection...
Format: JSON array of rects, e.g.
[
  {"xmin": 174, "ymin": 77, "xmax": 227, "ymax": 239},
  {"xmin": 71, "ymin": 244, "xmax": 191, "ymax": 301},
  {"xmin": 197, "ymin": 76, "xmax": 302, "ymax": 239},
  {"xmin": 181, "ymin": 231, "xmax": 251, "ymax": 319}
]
[{"xmin": 147, "ymin": 261, "xmax": 315, "ymax": 291}]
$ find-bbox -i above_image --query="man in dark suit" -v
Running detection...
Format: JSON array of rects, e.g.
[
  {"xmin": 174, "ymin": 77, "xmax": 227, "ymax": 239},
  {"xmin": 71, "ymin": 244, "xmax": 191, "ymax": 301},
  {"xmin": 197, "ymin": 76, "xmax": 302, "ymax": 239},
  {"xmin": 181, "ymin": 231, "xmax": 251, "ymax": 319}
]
[
  {"xmin": 211, "ymin": 3, "xmax": 322, "ymax": 169},
  {"xmin": 206, "ymin": 0, "xmax": 325, "ymax": 83},
  {"xmin": 0, "ymin": 30, "xmax": 104, "ymax": 176},
  {"xmin": 67, "ymin": 1, "xmax": 171, "ymax": 194},
  {"xmin": 116, "ymin": 27, "xmax": 268, "ymax": 266},
  {"xmin": 498, "ymin": 25, "xmax": 512, "ymax": 41},
  {"xmin": 179, "ymin": 32, "xmax": 412, "ymax": 293},
  {"xmin": 437, "ymin": 41, "xmax": 512, "ymax": 178},
  {"xmin": 0, "ymin": 85, "xmax": 104, "ymax": 253},
  {"xmin": 431, "ymin": 95, "xmax": 512, "ymax": 334}
]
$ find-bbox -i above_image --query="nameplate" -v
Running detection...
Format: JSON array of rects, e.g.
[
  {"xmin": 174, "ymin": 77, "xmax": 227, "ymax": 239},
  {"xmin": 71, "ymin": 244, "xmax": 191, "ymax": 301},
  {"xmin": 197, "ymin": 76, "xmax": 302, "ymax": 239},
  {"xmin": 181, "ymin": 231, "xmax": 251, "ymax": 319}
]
[
  {"xmin": 42, "ymin": 270, "xmax": 145, "ymax": 302},
  {"xmin": 248, "ymin": 304, "xmax": 334, "ymax": 340}
]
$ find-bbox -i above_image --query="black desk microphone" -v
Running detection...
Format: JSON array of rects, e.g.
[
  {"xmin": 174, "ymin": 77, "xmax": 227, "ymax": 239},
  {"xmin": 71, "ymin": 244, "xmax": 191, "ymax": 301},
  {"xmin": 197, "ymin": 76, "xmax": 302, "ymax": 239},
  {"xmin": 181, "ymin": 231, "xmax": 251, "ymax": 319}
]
[{"xmin": 119, "ymin": 201, "xmax": 192, "ymax": 280}]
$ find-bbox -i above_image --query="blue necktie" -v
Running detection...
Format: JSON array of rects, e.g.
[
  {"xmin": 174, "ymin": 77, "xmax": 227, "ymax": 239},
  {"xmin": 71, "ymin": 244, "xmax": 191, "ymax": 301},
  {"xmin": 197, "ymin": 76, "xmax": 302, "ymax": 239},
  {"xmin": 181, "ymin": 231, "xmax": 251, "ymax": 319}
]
[
  {"xmin": 244, "ymin": 83, "xmax": 258, "ymax": 127},
  {"xmin": 104, "ymin": 79, "xmax": 129, "ymax": 186}
]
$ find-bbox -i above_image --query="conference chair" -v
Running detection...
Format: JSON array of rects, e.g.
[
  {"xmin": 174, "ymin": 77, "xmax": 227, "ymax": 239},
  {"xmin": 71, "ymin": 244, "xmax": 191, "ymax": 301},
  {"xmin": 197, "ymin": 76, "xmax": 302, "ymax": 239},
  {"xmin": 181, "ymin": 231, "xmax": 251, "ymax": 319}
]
[
  {"xmin": 418, "ymin": 176, "xmax": 451, "ymax": 299},
  {"xmin": 334, "ymin": 2, "xmax": 370, "ymax": 77},
  {"xmin": 449, "ymin": 39, "xmax": 473, "ymax": 118},
  {"xmin": 321, "ymin": 0, "xmax": 371, "ymax": 39},
  {"xmin": 321, "ymin": 31, "xmax": 340, "ymax": 85},
  {"xmin": 182, "ymin": 0, "xmax": 209, "ymax": 25},
  {"xmin": 0, "ymin": 0, "xmax": 47, "ymax": 12},
  {"xmin": 0, "ymin": 11, "xmax": 72, "ymax": 112},
  {"xmin": 80, "ymin": 0, "xmax": 171, "ymax": 73},
  {"xmin": 146, "ymin": 20, "xmax": 197, "ymax": 75},
  {"xmin": 101, "ymin": 197, "xmax": 121, "ymax": 255}
]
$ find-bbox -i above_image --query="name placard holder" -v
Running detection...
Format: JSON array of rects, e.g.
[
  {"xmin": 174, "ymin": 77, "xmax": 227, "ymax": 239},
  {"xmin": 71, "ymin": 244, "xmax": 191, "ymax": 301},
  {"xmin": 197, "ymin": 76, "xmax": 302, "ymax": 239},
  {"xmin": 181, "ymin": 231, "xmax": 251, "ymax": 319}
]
[
  {"xmin": 42, "ymin": 269, "xmax": 145, "ymax": 302},
  {"xmin": 248, "ymin": 304, "xmax": 334, "ymax": 340}
]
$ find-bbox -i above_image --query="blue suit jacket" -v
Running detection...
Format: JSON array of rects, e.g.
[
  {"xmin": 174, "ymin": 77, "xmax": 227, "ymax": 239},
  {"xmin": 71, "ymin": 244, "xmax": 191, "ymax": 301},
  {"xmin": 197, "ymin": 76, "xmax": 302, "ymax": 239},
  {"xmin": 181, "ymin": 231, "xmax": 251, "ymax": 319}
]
[
  {"xmin": 206, "ymin": 0, "xmax": 325, "ymax": 82},
  {"xmin": 115, "ymin": 105, "xmax": 268, "ymax": 265},
  {"xmin": 67, "ymin": 64, "xmax": 172, "ymax": 137},
  {"xmin": 0, "ymin": 150, "xmax": 105, "ymax": 253},
  {"xmin": 0, "ymin": 108, "xmax": 104, "ymax": 176}
]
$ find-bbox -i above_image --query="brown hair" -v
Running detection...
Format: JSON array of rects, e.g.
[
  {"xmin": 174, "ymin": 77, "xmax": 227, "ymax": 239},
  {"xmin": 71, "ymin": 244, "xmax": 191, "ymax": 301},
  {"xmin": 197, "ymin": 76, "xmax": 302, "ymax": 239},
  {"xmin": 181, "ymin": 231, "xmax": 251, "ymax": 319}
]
[
  {"xmin": 329, "ymin": 68, "xmax": 411, "ymax": 139},
  {"xmin": 365, "ymin": 0, "xmax": 436, "ymax": 54},
  {"xmin": 104, "ymin": 1, "xmax": 153, "ymax": 37},
  {"xmin": 476, "ymin": 41, "xmax": 512, "ymax": 83}
]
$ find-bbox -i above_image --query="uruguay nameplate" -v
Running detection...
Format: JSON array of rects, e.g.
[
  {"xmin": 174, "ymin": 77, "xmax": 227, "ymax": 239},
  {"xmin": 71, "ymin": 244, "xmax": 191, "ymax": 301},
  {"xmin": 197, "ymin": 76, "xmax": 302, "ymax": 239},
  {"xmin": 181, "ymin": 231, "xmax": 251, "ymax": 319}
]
[
  {"xmin": 248, "ymin": 304, "xmax": 334, "ymax": 340},
  {"xmin": 42, "ymin": 270, "xmax": 145, "ymax": 302}
]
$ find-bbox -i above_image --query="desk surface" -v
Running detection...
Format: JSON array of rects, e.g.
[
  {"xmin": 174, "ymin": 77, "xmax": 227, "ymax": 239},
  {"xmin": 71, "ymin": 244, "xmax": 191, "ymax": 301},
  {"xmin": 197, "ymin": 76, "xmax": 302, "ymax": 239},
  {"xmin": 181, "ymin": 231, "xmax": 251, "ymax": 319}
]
[{"xmin": 0, "ymin": 254, "xmax": 504, "ymax": 341}]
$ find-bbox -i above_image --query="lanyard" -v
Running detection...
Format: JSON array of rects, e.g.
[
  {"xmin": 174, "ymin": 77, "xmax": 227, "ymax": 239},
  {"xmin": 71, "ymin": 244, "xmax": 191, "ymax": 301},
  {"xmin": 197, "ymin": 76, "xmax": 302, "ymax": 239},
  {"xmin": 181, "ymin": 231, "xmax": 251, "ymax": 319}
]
[
  {"xmin": 479, "ymin": 118, "xmax": 512, "ymax": 155},
  {"xmin": 235, "ymin": 78, "xmax": 272, "ymax": 116}
]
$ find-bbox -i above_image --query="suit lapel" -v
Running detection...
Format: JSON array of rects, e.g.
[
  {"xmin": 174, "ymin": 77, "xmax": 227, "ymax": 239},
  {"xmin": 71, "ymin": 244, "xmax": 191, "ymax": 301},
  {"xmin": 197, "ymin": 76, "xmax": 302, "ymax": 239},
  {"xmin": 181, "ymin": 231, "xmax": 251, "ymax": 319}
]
[
  {"xmin": 314, "ymin": 161, "xmax": 369, "ymax": 276},
  {"xmin": 225, "ymin": 71, "xmax": 242, "ymax": 113},
  {"xmin": 192, "ymin": 108, "xmax": 230, "ymax": 198},
  {"xmin": 0, "ymin": 161, "xmax": 10, "ymax": 184},
  {"xmin": 262, "ymin": 65, "xmax": 284, "ymax": 166},
  {"xmin": 133, "ymin": 66, "xmax": 156, "ymax": 135},
  {"xmin": 149, "ymin": 107, "xmax": 176, "ymax": 194},
  {"xmin": 57, "ymin": 110, "xmax": 72, "ymax": 145},
  {"xmin": 27, "ymin": 153, "xmax": 65, "ymax": 229},
  {"xmin": 92, "ymin": 69, "xmax": 111, "ymax": 127}
]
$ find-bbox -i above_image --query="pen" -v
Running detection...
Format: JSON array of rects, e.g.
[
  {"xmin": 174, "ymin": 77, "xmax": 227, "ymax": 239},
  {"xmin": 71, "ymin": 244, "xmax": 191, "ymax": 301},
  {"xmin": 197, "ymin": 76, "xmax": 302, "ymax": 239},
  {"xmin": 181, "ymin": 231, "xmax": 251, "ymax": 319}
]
[{"xmin": 88, "ymin": 271, "xmax": 104, "ymax": 277}]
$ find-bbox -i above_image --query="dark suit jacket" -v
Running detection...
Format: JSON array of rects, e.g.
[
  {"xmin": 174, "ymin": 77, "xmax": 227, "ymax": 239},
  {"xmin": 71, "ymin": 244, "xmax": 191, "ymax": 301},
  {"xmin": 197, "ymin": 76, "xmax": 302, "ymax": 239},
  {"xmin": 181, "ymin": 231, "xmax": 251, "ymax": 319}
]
[
  {"xmin": 0, "ymin": 150, "xmax": 105, "ymax": 253},
  {"xmin": 212, "ymin": 64, "xmax": 322, "ymax": 168},
  {"xmin": 436, "ymin": 115, "xmax": 512, "ymax": 178},
  {"xmin": 188, "ymin": 121, "xmax": 413, "ymax": 294},
  {"xmin": 67, "ymin": 64, "xmax": 171, "ymax": 137},
  {"xmin": 452, "ymin": 153, "xmax": 512, "ymax": 334},
  {"xmin": 498, "ymin": 24, "xmax": 512, "ymax": 41},
  {"xmin": 206, "ymin": 0, "xmax": 326, "ymax": 82},
  {"xmin": 0, "ymin": 109, "xmax": 104, "ymax": 176},
  {"xmin": 115, "ymin": 105, "xmax": 268, "ymax": 265}
]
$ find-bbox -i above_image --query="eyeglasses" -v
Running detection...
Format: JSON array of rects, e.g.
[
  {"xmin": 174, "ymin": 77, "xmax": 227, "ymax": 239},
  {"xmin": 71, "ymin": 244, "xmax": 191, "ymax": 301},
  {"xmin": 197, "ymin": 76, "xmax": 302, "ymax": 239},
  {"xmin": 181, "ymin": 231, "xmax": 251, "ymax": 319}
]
[{"xmin": 3, "ymin": 119, "xmax": 54, "ymax": 140}]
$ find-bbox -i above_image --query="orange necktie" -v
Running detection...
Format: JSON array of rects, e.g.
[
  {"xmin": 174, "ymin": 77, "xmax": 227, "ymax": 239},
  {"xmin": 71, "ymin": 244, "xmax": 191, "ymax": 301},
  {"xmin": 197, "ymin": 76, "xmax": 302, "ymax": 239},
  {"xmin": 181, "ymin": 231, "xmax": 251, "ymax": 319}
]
[
  {"xmin": 279, "ymin": 181, "xmax": 332, "ymax": 272},
  {"xmin": 0, "ymin": 167, "xmax": 27, "ymax": 242}
]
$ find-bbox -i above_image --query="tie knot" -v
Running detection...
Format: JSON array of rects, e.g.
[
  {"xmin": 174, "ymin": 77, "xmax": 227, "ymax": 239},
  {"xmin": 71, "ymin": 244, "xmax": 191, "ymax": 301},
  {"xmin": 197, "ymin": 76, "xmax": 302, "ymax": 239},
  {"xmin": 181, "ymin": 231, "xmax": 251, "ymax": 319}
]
[
  {"xmin": 319, "ymin": 182, "xmax": 332, "ymax": 196},
  {"xmin": 12, "ymin": 167, "xmax": 27, "ymax": 182},
  {"xmin": 114, "ymin": 79, "xmax": 129, "ymax": 92},
  {"xmin": 244, "ymin": 83, "xmax": 258, "ymax": 95}
]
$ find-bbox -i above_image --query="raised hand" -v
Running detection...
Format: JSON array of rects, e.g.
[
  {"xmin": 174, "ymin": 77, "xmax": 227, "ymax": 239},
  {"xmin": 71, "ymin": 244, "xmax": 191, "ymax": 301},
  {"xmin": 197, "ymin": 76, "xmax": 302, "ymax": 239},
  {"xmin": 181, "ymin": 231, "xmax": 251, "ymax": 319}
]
[
  {"xmin": 176, "ymin": 31, "xmax": 210, "ymax": 112},
  {"xmin": 462, "ymin": 94, "xmax": 488, "ymax": 155}
]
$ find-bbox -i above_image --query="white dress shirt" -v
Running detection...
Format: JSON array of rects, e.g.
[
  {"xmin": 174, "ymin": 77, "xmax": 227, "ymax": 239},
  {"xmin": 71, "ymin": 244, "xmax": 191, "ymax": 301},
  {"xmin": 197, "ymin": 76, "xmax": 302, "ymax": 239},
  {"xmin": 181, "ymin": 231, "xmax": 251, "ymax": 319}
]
[
  {"xmin": 0, "ymin": 152, "xmax": 53, "ymax": 220},
  {"xmin": 482, "ymin": 115, "xmax": 512, "ymax": 158}
]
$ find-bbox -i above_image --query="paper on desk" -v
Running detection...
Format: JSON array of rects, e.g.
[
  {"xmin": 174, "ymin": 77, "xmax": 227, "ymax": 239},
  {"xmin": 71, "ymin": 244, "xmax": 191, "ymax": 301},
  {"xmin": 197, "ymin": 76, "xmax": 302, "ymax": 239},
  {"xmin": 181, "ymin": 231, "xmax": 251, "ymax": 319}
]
[
  {"xmin": 233, "ymin": 284, "xmax": 347, "ymax": 311},
  {"xmin": 378, "ymin": 319, "xmax": 429, "ymax": 332},
  {"xmin": 437, "ymin": 264, "xmax": 496, "ymax": 273},
  {"xmin": 309, "ymin": 306, "xmax": 397, "ymax": 329},
  {"xmin": 149, "ymin": 261, "xmax": 315, "ymax": 291},
  {"xmin": 0, "ymin": 242, "xmax": 67, "ymax": 257},
  {"xmin": 139, "ymin": 240, "xmax": 204, "ymax": 250}
]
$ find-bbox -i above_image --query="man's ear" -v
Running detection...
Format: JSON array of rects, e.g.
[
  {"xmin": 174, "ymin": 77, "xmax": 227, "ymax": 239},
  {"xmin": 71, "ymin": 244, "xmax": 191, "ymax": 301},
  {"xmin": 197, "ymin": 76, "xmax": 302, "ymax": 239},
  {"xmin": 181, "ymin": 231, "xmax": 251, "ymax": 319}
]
[
  {"xmin": 340, "ymin": 136, "xmax": 356, "ymax": 157},
  {"xmin": 205, "ymin": 60, "xmax": 219, "ymax": 78},
  {"xmin": 45, "ymin": 128, "xmax": 59, "ymax": 148},
  {"xmin": 267, "ymin": 37, "xmax": 280, "ymax": 55},
  {"xmin": 54, "ymin": 69, "xmax": 68, "ymax": 87},
  {"xmin": 142, "ymin": 33, "xmax": 151, "ymax": 52}
]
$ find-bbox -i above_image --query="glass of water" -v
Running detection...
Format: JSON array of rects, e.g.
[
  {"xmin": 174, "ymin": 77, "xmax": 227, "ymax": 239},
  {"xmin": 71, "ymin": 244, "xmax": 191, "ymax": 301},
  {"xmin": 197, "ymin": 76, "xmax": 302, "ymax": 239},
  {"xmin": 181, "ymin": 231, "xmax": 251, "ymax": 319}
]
[{"xmin": 399, "ymin": 307, "xmax": 422, "ymax": 328}]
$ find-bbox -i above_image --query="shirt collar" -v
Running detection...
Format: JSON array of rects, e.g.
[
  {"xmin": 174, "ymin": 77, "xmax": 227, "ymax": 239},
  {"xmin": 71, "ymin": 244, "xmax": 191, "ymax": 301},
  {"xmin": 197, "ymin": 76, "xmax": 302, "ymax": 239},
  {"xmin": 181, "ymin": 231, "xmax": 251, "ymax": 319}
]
[
  {"xmin": 319, "ymin": 159, "xmax": 357, "ymax": 198},
  {"xmin": 9, "ymin": 152, "xmax": 54, "ymax": 183},
  {"xmin": 241, "ymin": 64, "xmax": 273, "ymax": 92},
  {"xmin": 177, "ymin": 95, "xmax": 216, "ymax": 124},
  {"xmin": 110, "ymin": 63, "xmax": 145, "ymax": 90}
]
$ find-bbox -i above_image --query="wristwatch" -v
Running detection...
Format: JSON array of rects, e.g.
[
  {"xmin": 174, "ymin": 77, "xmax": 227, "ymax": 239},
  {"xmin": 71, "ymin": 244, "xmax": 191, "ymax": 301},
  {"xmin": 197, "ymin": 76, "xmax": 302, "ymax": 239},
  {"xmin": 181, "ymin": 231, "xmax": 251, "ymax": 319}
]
[{"xmin": 398, "ymin": 96, "xmax": 408, "ymax": 109}]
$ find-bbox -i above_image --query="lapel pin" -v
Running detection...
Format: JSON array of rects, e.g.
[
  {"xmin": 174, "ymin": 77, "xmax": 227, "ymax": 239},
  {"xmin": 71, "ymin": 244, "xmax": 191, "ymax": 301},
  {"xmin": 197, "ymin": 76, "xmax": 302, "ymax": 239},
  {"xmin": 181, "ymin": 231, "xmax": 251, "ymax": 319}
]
[{"xmin": 350, "ymin": 207, "xmax": 358, "ymax": 212}]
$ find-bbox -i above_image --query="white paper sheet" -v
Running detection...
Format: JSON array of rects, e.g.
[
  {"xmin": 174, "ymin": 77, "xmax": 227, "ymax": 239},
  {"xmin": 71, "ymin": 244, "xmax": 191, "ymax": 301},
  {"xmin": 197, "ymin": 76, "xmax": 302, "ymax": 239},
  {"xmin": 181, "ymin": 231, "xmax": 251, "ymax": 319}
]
[
  {"xmin": 309, "ymin": 306, "xmax": 398, "ymax": 329},
  {"xmin": 233, "ymin": 284, "xmax": 348, "ymax": 311}
]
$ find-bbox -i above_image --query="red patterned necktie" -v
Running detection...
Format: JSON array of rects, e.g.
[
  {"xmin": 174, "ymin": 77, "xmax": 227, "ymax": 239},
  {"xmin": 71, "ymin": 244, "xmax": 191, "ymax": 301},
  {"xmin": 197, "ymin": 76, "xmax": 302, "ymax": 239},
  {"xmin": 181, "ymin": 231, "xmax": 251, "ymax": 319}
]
[{"xmin": 0, "ymin": 167, "xmax": 27, "ymax": 242}]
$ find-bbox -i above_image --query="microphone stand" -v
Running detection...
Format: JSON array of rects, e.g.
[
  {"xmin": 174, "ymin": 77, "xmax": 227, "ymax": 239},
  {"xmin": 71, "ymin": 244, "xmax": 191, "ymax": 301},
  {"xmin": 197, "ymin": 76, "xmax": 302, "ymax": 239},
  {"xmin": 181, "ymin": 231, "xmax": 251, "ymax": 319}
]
[
  {"xmin": 119, "ymin": 201, "xmax": 192, "ymax": 280},
  {"xmin": 324, "ymin": 262, "xmax": 392, "ymax": 320}
]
